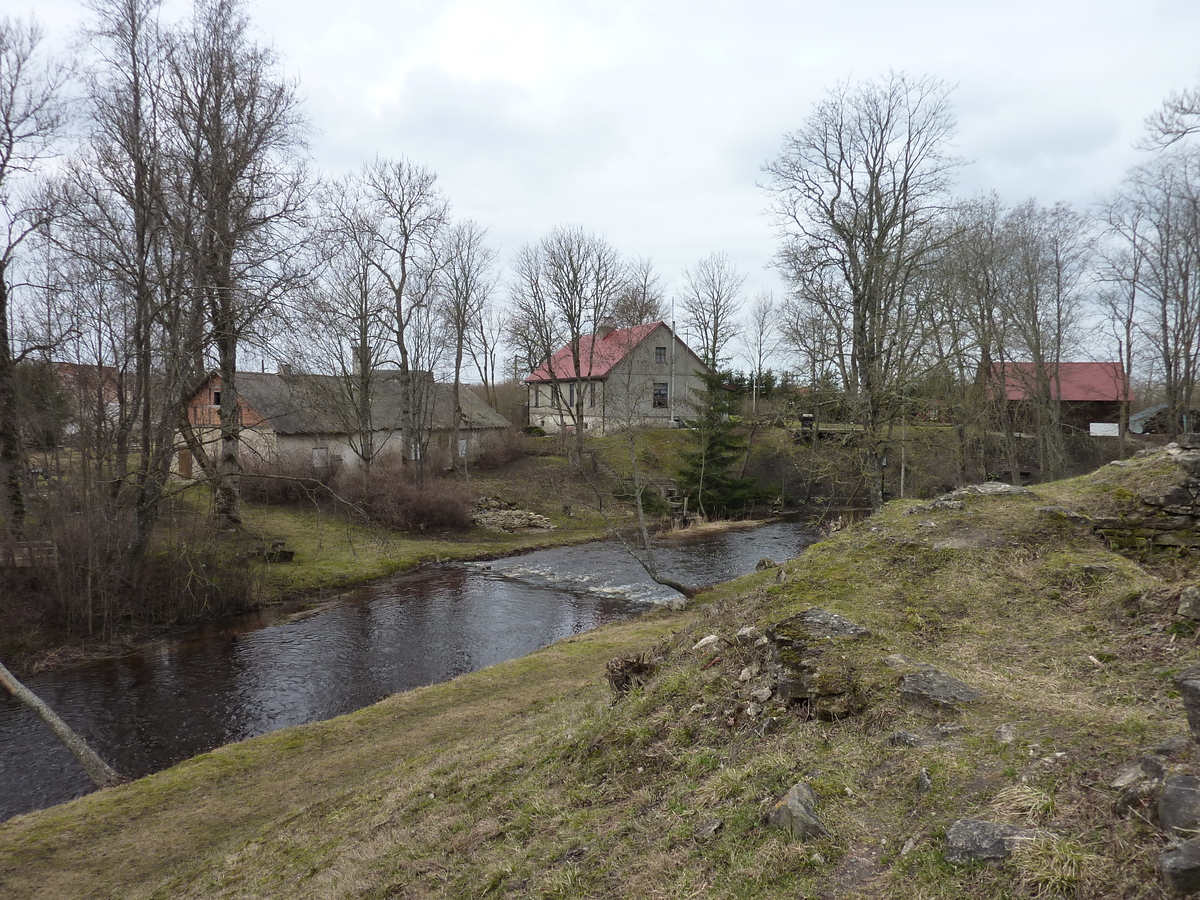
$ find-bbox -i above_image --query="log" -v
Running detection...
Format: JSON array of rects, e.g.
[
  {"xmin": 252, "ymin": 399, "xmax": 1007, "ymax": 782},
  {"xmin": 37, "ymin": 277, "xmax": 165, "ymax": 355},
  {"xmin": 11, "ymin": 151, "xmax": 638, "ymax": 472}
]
[{"xmin": 0, "ymin": 660, "xmax": 125, "ymax": 789}]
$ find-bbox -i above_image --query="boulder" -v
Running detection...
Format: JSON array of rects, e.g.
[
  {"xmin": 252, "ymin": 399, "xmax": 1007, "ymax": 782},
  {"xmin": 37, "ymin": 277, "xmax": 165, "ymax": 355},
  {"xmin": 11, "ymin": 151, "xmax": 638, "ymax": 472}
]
[
  {"xmin": 755, "ymin": 557, "xmax": 777, "ymax": 571},
  {"xmin": 767, "ymin": 608, "xmax": 872, "ymax": 719},
  {"xmin": 1175, "ymin": 667, "xmax": 1200, "ymax": 742},
  {"xmin": 1162, "ymin": 839, "xmax": 1200, "ymax": 894},
  {"xmin": 1160, "ymin": 774, "xmax": 1200, "ymax": 837},
  {"xmin": 1112, "ymin": 756, "xmax": 1166, "ymax": 818},
  {"xmin": 899, "ymin": 668, "xmax": 983, "ymax": 712},
  {"xmin": 1179, "ymin": 587, "xmax": 1200, "ymax": 622},
  {"xmin": 765, "ymin": 782, "xmax": 829, "ymax": 840},
  {"xmin": 944, "ymin": 819, "xmax": 1034, "ymax": 864}
]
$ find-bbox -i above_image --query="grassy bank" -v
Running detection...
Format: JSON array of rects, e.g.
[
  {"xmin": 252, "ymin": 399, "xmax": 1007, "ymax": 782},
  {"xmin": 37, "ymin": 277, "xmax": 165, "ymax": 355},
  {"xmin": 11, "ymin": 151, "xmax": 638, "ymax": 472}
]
[{"xmin": 2, "ymin": 452, "xmax": 1197, "ymax": 898}]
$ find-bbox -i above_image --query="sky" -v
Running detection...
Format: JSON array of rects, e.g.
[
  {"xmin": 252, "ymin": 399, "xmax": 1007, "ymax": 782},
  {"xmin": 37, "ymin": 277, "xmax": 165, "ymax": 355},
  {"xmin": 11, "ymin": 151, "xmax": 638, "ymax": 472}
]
[{"xmin": 21, "ymin": 0, "xmax": 1200, "ymax": 364}]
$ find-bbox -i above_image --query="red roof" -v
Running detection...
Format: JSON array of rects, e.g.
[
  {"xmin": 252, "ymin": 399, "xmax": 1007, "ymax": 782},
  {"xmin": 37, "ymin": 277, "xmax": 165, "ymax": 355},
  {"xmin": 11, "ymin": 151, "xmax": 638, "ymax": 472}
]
[
  {"xmin": 993, "ymin": 362, "xmax": 1134, "ymax": 403},
  {"xmin": 524, "ymin": 322, "xmax": 666, "ymax": 382}
]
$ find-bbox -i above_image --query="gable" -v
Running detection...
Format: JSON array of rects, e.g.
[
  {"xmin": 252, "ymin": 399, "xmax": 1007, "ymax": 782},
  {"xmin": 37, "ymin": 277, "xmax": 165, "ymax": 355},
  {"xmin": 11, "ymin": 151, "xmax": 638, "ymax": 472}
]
[{"xmin": 524, "ymin": 322, "xmax": 711, "ymax": 383}]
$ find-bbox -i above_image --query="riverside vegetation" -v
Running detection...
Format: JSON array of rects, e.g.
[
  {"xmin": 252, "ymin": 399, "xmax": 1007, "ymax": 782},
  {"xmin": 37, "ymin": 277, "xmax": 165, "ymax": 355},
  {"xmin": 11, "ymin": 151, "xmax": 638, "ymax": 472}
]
[{"xmin": 3, "ymin": 443, "xmax": 1200, "ymax": 898}]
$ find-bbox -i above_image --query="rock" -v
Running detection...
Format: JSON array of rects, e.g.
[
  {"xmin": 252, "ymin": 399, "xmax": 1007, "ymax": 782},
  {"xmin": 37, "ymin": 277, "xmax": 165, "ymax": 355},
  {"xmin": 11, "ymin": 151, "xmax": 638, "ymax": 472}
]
[
  {"xmin": 1179, "ymin": 587, "xmax": 1200, "ymax": 621},
  {"xmin": 1037, "ymin": 505, "xmax": 1090, "ymax": 524},
  {"xmin": 994, "ymin": 723, "xmax": 1018, "ymax": 744},
  {"xmin": 1162, "ymin": 840, "xmax": 1200, "ymax": 895},
  {"xmin": 1160, "ymin": 774, "xmax": 1200, "ymax": 837},
  {"xmin": 1175, "ymin": 667, "xmax": 1200, "ymax": 741},
  {"xmin": 692, "ymin": 634, "xmax": 721, "ymax": 651},
  {"xmin": 695, "ymin": 818, "xmax": 723, "ymax": 839},
  {"xmin": 750, "ymin": 687, "xmax": 773, "ymax": 703},
  {"xmin": 767, "ymin": 608, "xmax": 872, "ymax": 719},
  {"xmin": 472, "ymin": 506, "xmax": 557, "ymax": 532},
  {"xmin": 765, "ymin": 783, "xmax": 830, "ymax": 840},
  {"xmin": 756, "ymin": 557, "xmax": 777, "ymax": 571},
  {"xmin": 1112, "ymin": 756, "xmax": 1166, "ymax": 790},
  {"xmin": 943, "ymin": 819, "xmax": 1034, "ymax": 864},
  {"xmin": 777, "ymin": 608, "xmax": 872, "ymax": 639},
  {"xmin": 887, "ymin": 730, "xmax": 926, "ymax": 748},
  {"xmin": 917, "ymin": 768, "xmax": 933, "ymax": 794},
  {"xmin": 738, "ymin": 666, "xmax": 754, "ymax": 683},
  {"xmin": 1180, "ymin": 434, "xmax": 1200, "ymax": 450},
  {"xmin": 899, "ymin": 668, "xmax": 983, "ymax": 712},
  {"xmin": 1112, "ymin": 755, "xmax": 1167, "ymax": 817},
  {"xmin": 942, "ymin": 482, "xmax": 1036, "ymax": 501},
  {"xmin": 1154, "ymin": 735, "xmax": 1195, "ymax": 759},
  {"xmin": 735, "ymin": 625, "xmax": 763, "ymax": 644}
]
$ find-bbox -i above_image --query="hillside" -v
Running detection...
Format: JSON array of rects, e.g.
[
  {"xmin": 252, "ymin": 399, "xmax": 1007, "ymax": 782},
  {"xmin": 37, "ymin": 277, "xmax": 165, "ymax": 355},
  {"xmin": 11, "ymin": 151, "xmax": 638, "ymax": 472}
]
[{"xmin": 3, "ymin": 444, "xmax": 1200, "ymax": 898}]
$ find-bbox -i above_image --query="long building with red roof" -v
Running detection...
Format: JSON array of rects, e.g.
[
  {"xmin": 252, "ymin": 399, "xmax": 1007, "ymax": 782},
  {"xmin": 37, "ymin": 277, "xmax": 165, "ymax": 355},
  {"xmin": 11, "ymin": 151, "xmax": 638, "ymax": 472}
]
[{"xmin": 523, "ymin": 320, "xmax": 713, "ymax": 434}]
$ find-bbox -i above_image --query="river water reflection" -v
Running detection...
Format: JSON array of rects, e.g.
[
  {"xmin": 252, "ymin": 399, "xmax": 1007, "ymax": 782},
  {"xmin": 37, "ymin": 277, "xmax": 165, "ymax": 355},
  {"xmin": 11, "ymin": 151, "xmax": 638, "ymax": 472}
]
[{"xmin": 0, "ymin": 520, "xmax": 816, "ymax": 821}]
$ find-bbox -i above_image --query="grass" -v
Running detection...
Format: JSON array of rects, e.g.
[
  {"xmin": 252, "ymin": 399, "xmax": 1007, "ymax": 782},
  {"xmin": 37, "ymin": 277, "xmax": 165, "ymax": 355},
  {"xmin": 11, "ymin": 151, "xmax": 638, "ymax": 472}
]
[{"xmin": 1, "ymin": 450, "xmax": 1197, "ymax": 898}]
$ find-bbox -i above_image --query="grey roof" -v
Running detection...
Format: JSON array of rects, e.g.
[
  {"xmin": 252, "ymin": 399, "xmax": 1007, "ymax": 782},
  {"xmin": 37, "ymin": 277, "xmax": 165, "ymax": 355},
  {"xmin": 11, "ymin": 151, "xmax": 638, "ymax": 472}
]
[{"xmin": 232, "ymin": 371, "xmax": 509, "ymax": 436}]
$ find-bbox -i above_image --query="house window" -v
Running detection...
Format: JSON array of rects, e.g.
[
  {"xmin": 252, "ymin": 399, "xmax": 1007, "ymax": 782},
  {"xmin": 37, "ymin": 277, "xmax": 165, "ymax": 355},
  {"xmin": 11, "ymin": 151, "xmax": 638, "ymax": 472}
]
[
  {"xmin": 655, "ymin": 346, "xmax": 667, "ymax": 365},
  {"xmin": 653, "ymin": 383, "xmax": 668, "ymax": 408},
  {"xmin": 533, "ymin": 386, "xmax": 540, "ymax": 408},
  {"xmin": 589, "ymin": 382, "xmax": 596, "ymax": 407},
  {"xmin": 212, "ymin": 389, "xmax": 221, "ymax": 405},
  {"xmin": 313, "ymin": 447, "xmax": 329, "ymax": 469},
  {"xmin": 568, "ymin": 383, "xmax": 576, "ymax": 406}
]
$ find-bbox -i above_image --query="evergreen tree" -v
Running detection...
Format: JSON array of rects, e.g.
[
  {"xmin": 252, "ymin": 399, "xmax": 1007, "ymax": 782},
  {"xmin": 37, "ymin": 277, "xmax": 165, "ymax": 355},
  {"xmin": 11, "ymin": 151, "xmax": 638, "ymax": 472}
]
[{"xmin": 676, "ymin": 371, "xmax": 760, "ymax": 518}]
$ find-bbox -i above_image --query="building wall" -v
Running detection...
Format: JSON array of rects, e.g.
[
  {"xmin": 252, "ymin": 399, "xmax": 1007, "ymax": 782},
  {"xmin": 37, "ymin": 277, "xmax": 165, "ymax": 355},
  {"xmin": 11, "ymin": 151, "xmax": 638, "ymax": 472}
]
[{"xmin": 527, "ymin": 326, "xmax": 711, "ymax": 434}]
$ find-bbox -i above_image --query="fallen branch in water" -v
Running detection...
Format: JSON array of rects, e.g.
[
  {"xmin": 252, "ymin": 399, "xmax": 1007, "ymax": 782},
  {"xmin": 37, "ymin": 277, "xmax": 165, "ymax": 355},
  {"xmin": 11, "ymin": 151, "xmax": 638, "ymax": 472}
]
[{"xmin": 0, "ymin": 659, "xmax": 125, "ymax": 789}]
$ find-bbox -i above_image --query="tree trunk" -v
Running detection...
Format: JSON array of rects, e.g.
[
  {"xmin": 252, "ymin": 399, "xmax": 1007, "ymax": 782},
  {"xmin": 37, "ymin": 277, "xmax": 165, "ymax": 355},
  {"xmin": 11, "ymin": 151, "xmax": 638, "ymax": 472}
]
[
  {"xmin": 0, "ymin": 270, "xmax": 26, "ymax": 536},
  {"xmin": 0, "ymin": 661, "xmax": 125, "ymax": 789}
]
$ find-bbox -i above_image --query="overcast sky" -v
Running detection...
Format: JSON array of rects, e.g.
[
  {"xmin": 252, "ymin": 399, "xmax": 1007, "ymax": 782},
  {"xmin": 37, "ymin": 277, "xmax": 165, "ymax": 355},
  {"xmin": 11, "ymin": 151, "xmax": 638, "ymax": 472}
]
[{"xmin": 23, "ymin": 0, "xmax": 1200, "ymax": 357}]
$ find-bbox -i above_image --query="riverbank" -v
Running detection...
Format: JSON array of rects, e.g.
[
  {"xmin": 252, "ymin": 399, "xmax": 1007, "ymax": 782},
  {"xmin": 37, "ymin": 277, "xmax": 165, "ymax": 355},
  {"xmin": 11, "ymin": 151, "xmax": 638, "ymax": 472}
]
[
  {"xmin": 1, "ymin": 455, "xmax": 631, "ymax": 676},
  {"xmin": 3, "ymin": 448, "xmax": 1198, "ymax": 898}
]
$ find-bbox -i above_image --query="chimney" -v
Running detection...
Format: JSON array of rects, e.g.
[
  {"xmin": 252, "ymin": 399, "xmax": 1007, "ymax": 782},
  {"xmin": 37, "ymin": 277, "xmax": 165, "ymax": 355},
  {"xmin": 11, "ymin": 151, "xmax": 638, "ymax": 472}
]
[{"xmin": 596, "ymin": 317, "xmax": 616, "ymax": 339}]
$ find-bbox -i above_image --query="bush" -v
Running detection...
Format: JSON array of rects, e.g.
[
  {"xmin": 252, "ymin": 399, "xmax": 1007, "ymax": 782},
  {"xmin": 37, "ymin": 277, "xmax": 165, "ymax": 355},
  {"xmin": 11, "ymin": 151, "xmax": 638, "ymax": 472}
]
[
  {"xmin": 239, "ymin": 452, "xmax": 332, "ymax": 504},
  {"xmin": 334, "ymin": 453, "xmax": 473, "ymax": 531},
  {"xmin": 3, "ymin": 482, "xmax": 262, "ymax": 642},
  {"xmin": 475, "ymin": 428, "xmax": 527, "ymax": 470}
]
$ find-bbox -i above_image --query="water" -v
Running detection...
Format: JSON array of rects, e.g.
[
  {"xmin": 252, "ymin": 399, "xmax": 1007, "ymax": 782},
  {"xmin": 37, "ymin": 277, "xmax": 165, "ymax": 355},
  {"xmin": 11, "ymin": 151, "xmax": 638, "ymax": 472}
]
[{"xmin": 0, "ymin": 520, "xmax": 816, "ymax": 821}]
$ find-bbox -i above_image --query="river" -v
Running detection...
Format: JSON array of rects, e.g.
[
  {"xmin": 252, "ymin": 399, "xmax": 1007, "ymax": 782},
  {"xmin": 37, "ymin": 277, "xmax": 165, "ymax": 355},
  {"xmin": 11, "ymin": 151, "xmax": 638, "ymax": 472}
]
[{"xmin": 0, "ymin": 520, "xmax": 817, "ymax": 822}]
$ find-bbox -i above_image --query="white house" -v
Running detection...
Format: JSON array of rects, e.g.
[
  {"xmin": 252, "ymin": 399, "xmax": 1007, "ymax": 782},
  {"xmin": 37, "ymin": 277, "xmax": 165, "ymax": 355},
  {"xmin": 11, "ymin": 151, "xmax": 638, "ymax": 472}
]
[{"xmin": 523, "ymin": 320, "xmax": 714, "ymax": 435}]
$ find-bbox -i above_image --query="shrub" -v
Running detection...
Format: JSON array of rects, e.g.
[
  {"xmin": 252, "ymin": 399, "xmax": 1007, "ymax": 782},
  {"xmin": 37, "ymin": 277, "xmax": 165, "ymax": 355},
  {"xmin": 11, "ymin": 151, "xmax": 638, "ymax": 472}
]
[
  {"xmin": 475, "ymin": 428, "xmax": 527, "ymax": 470},
  {"xmin": 239, "ymin": 452, "xmax": 331, "ymax": 504},
  {"xmin": 334, "ymin": 453, "xmax": 472, "ymax": 531}
]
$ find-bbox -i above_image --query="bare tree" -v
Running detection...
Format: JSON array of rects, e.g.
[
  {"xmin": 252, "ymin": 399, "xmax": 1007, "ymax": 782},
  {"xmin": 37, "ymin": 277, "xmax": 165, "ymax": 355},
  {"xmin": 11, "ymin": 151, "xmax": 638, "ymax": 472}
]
[
  {"xmin": 438, "ymin": 219, "xmax": 497, "ymax": 471},
  {"xmin": 50, "ymin": 0, "xmax": 211, "ymax": 575},
  {"xmin": 1144, "ymin": 83, "xmax": 1200, "ymax": 149},
  {"xmin": 1107, "ymin": 149, "xmax": 1200, "ymax": 437},
  {"xmin": 678, "ymin": 251, "xmax": 744, "ymax": 369},
  {"xmin": 763, "ymin": 72, "xmax": 960, "ymax": 508},
  {"xmin": 738, "ymin": 290, "xmax": 783, "ymax": 416},
  {"xmin": 509, "ymin": 225, "xmax": 627, "ymax": 455},
  {"xmin": 275, "ymin": 176, "xmax": 398, "ymax": 472},
  {"xmin": 166, "ymin": 0, "xmax": 309, "ymax": 523},
  {"xmin": 613, "ymin": 255, "xmax": 666, "ymax": 327},
  {"xmin": 0, "ymin": 17, "xmax": 68, "ymax": 536},
  {"xmin": 354, "ymin": 157, "xmax": 449, "ymax": 478}
]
